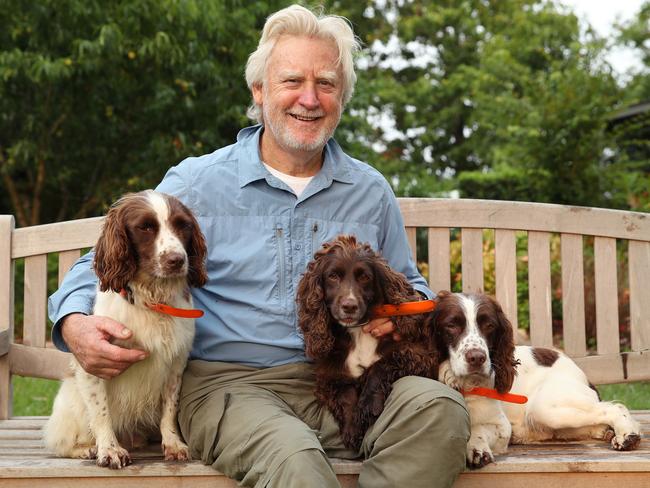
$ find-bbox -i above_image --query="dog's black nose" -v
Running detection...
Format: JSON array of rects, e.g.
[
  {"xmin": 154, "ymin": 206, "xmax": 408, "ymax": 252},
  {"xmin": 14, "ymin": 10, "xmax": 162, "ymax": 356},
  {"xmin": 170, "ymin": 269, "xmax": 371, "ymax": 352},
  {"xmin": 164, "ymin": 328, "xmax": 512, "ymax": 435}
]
[
  {"xmin": 465, "ymin": 349, "xmax": 486, "ymax": 367},
  {"xmin": 340, "ymin": 298, "xmax": 359, "ymax": 314}
]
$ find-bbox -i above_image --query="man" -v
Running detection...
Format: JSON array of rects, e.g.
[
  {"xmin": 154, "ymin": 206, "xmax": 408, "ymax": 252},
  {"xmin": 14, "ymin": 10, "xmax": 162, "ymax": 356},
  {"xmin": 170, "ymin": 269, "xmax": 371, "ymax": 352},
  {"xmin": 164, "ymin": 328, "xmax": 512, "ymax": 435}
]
[{"xmin": 49, "ymin": 5, "xmax": 469, "ymax": 487}]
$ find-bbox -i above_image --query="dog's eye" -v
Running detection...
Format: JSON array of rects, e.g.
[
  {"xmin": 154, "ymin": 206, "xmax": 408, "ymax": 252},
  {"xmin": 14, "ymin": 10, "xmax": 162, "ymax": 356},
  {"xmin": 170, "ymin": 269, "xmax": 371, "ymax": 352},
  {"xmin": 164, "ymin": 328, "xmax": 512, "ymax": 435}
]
[
  {"xmin": 481, "ymin": 322, "xmax": 495, "ymax": 331},
  {"xmin": 137, "ymin": 223, "xmax": 156, "ymax": 233},
  {"xmin": 174, "ymin": 218, "xmax": 193, "ymax": 230},
  {"xmin": 357, "ymin": 273, "xmax": 371, "ymax": 283},
  {"xmin": 326, "ymin": 272, "xmax": 340, "ymax": 282}
]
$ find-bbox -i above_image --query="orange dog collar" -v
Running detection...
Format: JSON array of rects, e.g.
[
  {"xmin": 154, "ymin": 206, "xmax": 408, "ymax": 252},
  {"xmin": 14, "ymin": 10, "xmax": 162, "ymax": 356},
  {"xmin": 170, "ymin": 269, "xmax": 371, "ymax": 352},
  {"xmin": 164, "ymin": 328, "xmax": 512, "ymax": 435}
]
[
  {"xmin": 463, "ymin": 387, "xmax": 528, "ymax": 404},
  {"xmin": 119, "ymin": 288, "xmax": 204, "ymax": 319},
  {"xmin": 371, "ymin": 299, "xmax": 437, "ymax": 318}
]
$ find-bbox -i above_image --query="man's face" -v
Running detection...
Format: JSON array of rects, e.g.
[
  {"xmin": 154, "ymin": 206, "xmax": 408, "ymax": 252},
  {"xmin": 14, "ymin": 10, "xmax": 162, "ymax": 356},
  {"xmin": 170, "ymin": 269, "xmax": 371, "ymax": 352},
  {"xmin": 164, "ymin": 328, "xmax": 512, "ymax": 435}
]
[{"xmin": 253, "ymin": 35, "xmax": 343, "ymax": 155}]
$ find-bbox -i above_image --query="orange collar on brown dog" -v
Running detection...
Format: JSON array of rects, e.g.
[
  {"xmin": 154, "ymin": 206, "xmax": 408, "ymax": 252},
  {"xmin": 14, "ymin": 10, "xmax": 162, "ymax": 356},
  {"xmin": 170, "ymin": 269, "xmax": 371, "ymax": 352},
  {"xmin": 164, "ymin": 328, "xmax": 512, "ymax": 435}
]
[{"xmin": 371, "ymin": 299, "xmax": 437, "ymax": 318}]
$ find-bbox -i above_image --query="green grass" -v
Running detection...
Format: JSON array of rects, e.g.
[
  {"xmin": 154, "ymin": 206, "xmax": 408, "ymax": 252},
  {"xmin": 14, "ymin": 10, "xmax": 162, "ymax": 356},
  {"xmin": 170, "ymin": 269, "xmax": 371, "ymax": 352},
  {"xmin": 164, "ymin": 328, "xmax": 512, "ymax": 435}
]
[
  {"xmin": 12, "ymin": 376, "xmax": 60, "ymax": 416},
  {"xmin": 598, "ymin": 382, "xmax": 650, "ymax": 410},
  {"xmin": 11, "ymin": 375, "xmax": 650, "ymax": 416}
]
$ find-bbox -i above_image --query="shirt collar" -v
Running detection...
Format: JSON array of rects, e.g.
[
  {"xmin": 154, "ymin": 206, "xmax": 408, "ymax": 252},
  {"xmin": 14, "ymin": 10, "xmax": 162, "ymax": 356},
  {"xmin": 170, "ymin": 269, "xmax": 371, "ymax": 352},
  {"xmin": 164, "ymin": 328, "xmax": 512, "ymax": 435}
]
[{"xmin": 237, "ymin": 125, "xmax": 354, "ymax": 188}]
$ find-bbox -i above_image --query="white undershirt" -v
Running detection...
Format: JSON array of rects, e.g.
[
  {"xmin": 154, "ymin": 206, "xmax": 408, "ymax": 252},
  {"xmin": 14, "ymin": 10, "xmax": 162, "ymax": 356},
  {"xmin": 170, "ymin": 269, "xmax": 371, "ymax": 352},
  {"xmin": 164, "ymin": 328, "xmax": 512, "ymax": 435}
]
[{"xmin": 263, "ymin": 162, "xmax": 314, "ymax": 197}]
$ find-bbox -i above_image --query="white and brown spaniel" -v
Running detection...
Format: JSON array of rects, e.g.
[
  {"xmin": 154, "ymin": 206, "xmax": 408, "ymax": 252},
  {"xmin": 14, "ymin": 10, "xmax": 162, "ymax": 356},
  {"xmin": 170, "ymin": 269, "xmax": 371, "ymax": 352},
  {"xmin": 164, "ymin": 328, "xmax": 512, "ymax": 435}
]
[
  {"xmin": 45, "ymin": 190, "xmax": 207, "ymax": 469},
  {"xmin": 434, "ymin": 291, "xmax": 641, "ymax": 469}
]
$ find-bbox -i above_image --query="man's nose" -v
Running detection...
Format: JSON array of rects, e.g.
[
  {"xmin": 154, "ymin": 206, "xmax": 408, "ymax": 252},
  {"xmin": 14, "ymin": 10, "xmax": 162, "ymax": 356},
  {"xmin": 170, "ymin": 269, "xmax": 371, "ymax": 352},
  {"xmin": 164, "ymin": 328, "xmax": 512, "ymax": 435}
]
[{"xmin": 298, "ymin": 83, "xmax": 319, "ymax": 109}]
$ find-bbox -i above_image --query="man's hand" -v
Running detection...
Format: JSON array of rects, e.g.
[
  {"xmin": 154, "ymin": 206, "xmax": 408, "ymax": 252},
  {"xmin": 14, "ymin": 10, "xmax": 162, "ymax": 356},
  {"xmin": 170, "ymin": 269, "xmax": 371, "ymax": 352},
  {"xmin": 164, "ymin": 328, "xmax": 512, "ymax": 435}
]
[
  {"xmin": 362, "ymin": 317, "xmax": 401, "ymax": 341},
  {"xmin": 61, "ymin": 313, "xmax": 148, "ymax": 380}
]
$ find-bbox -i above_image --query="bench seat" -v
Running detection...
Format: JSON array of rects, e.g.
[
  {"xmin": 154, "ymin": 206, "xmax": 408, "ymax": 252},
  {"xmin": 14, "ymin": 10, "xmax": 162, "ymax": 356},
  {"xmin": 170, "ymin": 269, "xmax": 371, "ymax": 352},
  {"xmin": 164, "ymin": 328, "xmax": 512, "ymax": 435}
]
[{"xmin": 1, "ymin": 412, "xmax": 648, "ymax": 487}]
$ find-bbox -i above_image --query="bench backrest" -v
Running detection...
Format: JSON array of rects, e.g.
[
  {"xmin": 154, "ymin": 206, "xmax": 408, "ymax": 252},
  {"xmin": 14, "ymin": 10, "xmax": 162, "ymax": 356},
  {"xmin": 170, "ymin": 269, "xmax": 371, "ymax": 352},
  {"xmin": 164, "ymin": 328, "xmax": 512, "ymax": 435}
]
[{"xmin": 2, "ymin": 198, "xmax": 650, "ymax": 418}]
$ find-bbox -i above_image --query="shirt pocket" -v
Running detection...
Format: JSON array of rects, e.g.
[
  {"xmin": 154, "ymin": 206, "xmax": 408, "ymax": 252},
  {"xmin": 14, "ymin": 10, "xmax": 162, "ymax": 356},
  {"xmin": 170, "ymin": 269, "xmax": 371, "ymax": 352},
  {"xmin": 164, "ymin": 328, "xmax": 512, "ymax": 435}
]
[
  {"xmin": 206, "ymin": 216, "xmax": 286, "ymax": 312},
  {"xmin": 308, "ymin": 219, "xmax": 381, "ymax": 259}
]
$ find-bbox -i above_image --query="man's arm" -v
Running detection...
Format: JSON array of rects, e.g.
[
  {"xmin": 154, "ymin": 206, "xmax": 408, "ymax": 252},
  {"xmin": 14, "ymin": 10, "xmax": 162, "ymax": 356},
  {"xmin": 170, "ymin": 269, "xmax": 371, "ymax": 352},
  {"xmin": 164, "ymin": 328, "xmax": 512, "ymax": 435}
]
[{"xmin": 363, "ymin": 181, "xmax": 434, "ymax": 339}]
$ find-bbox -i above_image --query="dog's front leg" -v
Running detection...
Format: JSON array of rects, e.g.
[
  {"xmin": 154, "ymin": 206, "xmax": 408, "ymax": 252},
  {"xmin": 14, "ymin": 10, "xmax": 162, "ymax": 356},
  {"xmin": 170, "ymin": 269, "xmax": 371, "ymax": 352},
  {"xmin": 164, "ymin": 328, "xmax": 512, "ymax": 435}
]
[
  {"xmin": 159, "ymin": 358, "xmax": 190, "ymax": 461},
  {"xmin": 75, "ymin": 369, "xmax": 131, "ymax": 468}
]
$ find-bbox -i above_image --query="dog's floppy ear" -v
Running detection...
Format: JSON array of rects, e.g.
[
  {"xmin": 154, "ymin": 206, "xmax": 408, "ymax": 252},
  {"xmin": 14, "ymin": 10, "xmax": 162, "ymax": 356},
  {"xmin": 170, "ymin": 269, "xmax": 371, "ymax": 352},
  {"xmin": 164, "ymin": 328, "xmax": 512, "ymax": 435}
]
[
  {"xmin": 93, "ymin": 196, "xmax": 138, "ymax": 292},
  {"xmin": 297, "ymin": 245, "xmax": 335, "ymax": 359},
  {"xmin": 488, "ymin": 296, "xmax": 518, "ymax": 393},
  {"xmin": 368, "ymin": 248, "xmax": 414, "ymax": 305},
  {"xmin": 185, "ymin": 208, "xmax": 208, "ymax": 288}
]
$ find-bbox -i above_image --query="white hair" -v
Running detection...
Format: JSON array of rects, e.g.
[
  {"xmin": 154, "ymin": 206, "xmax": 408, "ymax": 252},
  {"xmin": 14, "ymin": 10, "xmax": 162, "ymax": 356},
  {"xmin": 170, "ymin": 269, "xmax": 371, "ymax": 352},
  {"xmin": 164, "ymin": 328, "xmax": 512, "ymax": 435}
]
[{"xmin": 245, "ymin": 4, "xmax": 361, "ymax": 123}]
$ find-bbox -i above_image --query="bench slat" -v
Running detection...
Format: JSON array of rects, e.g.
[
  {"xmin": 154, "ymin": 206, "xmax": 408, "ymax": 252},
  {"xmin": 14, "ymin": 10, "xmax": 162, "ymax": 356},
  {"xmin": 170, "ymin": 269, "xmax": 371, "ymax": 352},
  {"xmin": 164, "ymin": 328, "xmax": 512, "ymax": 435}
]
[
  {"xmin": 495, "ymin": 229, "xmax": 518, "ymax": 332},
  {"xmin": 528, "ymin": 231, "xmax": 553, "ymax": 347},
  {"xmin": 399, "ymin": 198, "xmax": 650, "ymax": 241},
  {"xmin": 23, "ymin": 255, "xmax": 48, "ymax": 348},
  {"xmin": 405, "ymin": 227, "xmax": 417, "ymax": 262},
  {"xmin": 561, "ymin": 233, "xmax": 587, "ymax": 357},
  {"xmin": 58, "ymin": 250, "xmax": 81, "ymax": 286},
  {"xmin": 628, "ymin": 240, "xmax": 650, "ymax": 351},
  {"xmin": 594, "ymin": 237, "xmax": 620, "ymax": 355},
  {"xmin": 428, "ymin": 228, "xmax": 451, "ymax": 293},
  {"xmin": 11, "ymin": 217, "xmax": 102, "ymax": 259},
  {"xmin": 9, "ymin": 344, "xmax": 70, "ymax": 381},
  {"xmin": 462, "ymin": 228, "xmax": 484, "ymax": 293},
  {"xmin": 0, "ymin": 215, "xmax": 15, "ymax": 420},
  {"xmin": 574, "ymin": 350, "xmax": 650, "ymax": 384}
]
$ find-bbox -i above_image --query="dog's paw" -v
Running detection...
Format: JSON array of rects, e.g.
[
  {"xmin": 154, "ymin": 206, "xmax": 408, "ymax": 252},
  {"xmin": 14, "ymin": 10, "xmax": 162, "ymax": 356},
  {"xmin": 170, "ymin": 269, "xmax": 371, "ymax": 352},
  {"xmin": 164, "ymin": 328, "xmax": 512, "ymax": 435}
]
[
  {"xmin": 466, "ymin": 446, "xmax": 494, "ymax": 469},
  {"xmin": 163, "ymin": 440, "xmax": 191, "ymax": 461},
  {"xmin": 611, "ymin": 432, "xmax": 642, "ymax": 451},
  {"xmin": 96, "ymin": 445, "xmax": 132, "ymax": 469},
  {"xmin": 439, "ymin": 362, "xmax": 463, "ymax": 392}
]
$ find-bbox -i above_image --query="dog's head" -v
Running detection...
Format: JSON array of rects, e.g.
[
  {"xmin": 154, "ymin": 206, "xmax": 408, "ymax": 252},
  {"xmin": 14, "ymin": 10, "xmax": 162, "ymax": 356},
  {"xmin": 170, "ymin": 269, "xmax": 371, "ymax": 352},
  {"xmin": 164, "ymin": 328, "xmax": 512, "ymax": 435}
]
[
  {"xmin": 434, "ymin": 291, "xmax": 517, "ymax": 393},
  {"xmin": 297, "ymin": 234, "xmax": 417, "ymax": 359},
  {"xmin": 93, "ymin": 190, "xmax": 207, "ymax": 292}
]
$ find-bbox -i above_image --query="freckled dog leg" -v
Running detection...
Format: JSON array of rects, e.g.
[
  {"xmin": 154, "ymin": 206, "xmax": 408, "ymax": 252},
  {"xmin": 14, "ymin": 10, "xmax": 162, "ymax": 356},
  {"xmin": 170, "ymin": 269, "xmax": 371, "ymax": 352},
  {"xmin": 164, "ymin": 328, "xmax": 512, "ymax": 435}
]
[
  {"xmin": 76, "ymin": 371, "xmax": 131, "ymax": 468},
  {"xmin": 466, "ymin": 411, "xmax": 511, "ymax": 469},
  {"xmin": 160, "ymin": 359, "xmax": 190, "ymax": 461}
]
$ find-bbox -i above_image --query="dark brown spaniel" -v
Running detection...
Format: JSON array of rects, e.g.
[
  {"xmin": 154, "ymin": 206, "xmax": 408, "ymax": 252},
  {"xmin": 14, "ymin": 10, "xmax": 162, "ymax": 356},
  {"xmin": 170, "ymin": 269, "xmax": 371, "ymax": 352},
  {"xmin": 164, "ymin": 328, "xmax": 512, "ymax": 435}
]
[{"xmin": 297, "ymin": 235, "xmax": 438, "ymax": 450}]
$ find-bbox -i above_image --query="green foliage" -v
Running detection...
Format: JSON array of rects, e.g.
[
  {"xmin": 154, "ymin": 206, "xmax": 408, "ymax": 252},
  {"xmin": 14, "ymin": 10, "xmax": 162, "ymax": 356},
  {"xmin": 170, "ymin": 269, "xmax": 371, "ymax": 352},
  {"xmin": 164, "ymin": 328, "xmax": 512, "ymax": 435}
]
[
  {"xmin": 332, "ymin": 0, "xmax": 638, "ymax": 208},
  {"xmin": 0, "ymin": 0, "xmax": 291, "ymax": 225},
  {"xmin": 1, "ymin": 0, "xmax": 648, "ymax": 221}
]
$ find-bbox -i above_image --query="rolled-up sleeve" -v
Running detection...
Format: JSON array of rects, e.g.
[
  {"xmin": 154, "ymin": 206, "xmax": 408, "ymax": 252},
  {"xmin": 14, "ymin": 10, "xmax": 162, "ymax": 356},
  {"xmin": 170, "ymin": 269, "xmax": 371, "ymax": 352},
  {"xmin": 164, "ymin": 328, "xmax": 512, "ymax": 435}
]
[{"xmin": 48, "ymin": 251, "xmax": 97, "ymax": 352}]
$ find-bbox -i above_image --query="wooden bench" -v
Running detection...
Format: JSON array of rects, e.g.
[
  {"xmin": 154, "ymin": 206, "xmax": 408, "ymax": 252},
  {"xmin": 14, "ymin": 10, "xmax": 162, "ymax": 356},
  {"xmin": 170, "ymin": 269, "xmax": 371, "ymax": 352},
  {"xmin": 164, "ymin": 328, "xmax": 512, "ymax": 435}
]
[{"xmin": 1, "ymin": 198, "xmax": 649, "ymax": 487}]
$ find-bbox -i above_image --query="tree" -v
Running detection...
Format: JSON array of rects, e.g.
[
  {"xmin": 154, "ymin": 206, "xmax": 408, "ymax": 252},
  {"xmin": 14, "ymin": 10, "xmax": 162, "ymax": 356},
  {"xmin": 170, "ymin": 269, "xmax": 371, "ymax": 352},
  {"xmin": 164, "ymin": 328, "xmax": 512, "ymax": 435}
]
[
  {"xmin": 0, "ymin": 0, "xmax": 289, "ymax": 226},
  {"xmin": 340, "ymin": 0, "xmax": 622, "ymax": 206},
  {"xmin": 603, "ymin": 1, "xmax": 650, "ymax": 212}
]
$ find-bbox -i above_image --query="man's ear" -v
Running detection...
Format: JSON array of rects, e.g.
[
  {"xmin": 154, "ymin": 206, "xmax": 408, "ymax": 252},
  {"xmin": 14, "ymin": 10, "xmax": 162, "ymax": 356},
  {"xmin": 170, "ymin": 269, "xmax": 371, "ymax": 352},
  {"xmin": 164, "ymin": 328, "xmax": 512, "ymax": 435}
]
[{"xmin": 252, "ymin": 83, "xmax": 264, "ymax": 105}]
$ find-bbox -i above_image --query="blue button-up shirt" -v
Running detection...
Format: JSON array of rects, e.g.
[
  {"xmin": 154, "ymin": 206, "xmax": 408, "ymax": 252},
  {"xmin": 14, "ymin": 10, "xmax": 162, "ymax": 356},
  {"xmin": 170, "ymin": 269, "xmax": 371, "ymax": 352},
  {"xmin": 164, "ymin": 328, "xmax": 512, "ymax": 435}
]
[{"xmin": 48, "ymin": 125, "xmax": 433, "ymax": 367}]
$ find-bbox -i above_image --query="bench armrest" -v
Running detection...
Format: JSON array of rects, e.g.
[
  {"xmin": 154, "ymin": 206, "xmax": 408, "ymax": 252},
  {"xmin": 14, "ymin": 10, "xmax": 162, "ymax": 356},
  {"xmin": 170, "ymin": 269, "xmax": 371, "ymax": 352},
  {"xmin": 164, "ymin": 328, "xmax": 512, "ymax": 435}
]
[{"xmin": 0, "ymin": 329, "xmax": 8, "ymax": 357}]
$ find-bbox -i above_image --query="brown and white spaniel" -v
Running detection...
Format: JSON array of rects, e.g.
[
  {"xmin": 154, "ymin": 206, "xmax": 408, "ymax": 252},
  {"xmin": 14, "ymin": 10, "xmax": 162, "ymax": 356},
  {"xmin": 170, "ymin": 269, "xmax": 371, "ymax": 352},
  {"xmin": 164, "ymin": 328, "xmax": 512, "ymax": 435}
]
[
  {"xmin": 434, "ymin": 291, "xmax": 641, "ymax": 469},
  {"xmin": 45, "ymin": 190, "xmax": 207, "ymax": 468},
  {"xmin": 297, "ymin": 235, "xmax": 438, "ymax": 450}
]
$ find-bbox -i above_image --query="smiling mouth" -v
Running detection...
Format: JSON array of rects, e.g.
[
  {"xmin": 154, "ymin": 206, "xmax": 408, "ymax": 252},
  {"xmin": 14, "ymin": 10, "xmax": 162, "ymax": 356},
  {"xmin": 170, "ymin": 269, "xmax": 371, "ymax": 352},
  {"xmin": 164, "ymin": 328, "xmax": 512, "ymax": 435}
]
[{"xmin": 289, "ymin": 113, "xmax": 322, "ymax": 122}]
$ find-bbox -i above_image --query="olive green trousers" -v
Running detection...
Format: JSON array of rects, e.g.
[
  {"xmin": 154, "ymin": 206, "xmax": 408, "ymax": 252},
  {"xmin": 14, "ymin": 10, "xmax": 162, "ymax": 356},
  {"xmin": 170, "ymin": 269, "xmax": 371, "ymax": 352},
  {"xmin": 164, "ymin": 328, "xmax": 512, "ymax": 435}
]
[{"xmin": 178, "ymin": 360, "xmax": 469, "ymax": 488}]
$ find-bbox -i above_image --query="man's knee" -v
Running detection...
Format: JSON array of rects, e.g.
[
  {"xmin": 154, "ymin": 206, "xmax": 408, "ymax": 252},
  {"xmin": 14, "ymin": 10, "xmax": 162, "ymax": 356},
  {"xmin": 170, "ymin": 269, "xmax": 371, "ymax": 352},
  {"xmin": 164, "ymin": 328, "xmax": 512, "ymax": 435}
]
[
  {"xmin": 266, "ymin": 448, "xmax": 339, "ymax": 488},
  {"xmin": 375, "ymin": 375, "xmax": 470, "ymax": 444},
  {"xmin": 390, "ymin": 375, "xmax": 466, "ymax": 409}
]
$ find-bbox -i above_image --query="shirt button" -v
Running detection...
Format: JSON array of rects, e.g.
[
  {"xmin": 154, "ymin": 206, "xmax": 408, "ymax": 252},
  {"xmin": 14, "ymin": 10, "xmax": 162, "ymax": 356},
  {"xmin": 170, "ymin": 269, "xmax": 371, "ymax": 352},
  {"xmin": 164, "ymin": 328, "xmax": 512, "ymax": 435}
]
[{"xmin": 294, "ymin": 243, "xmax": 302, "ymax": 250}]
